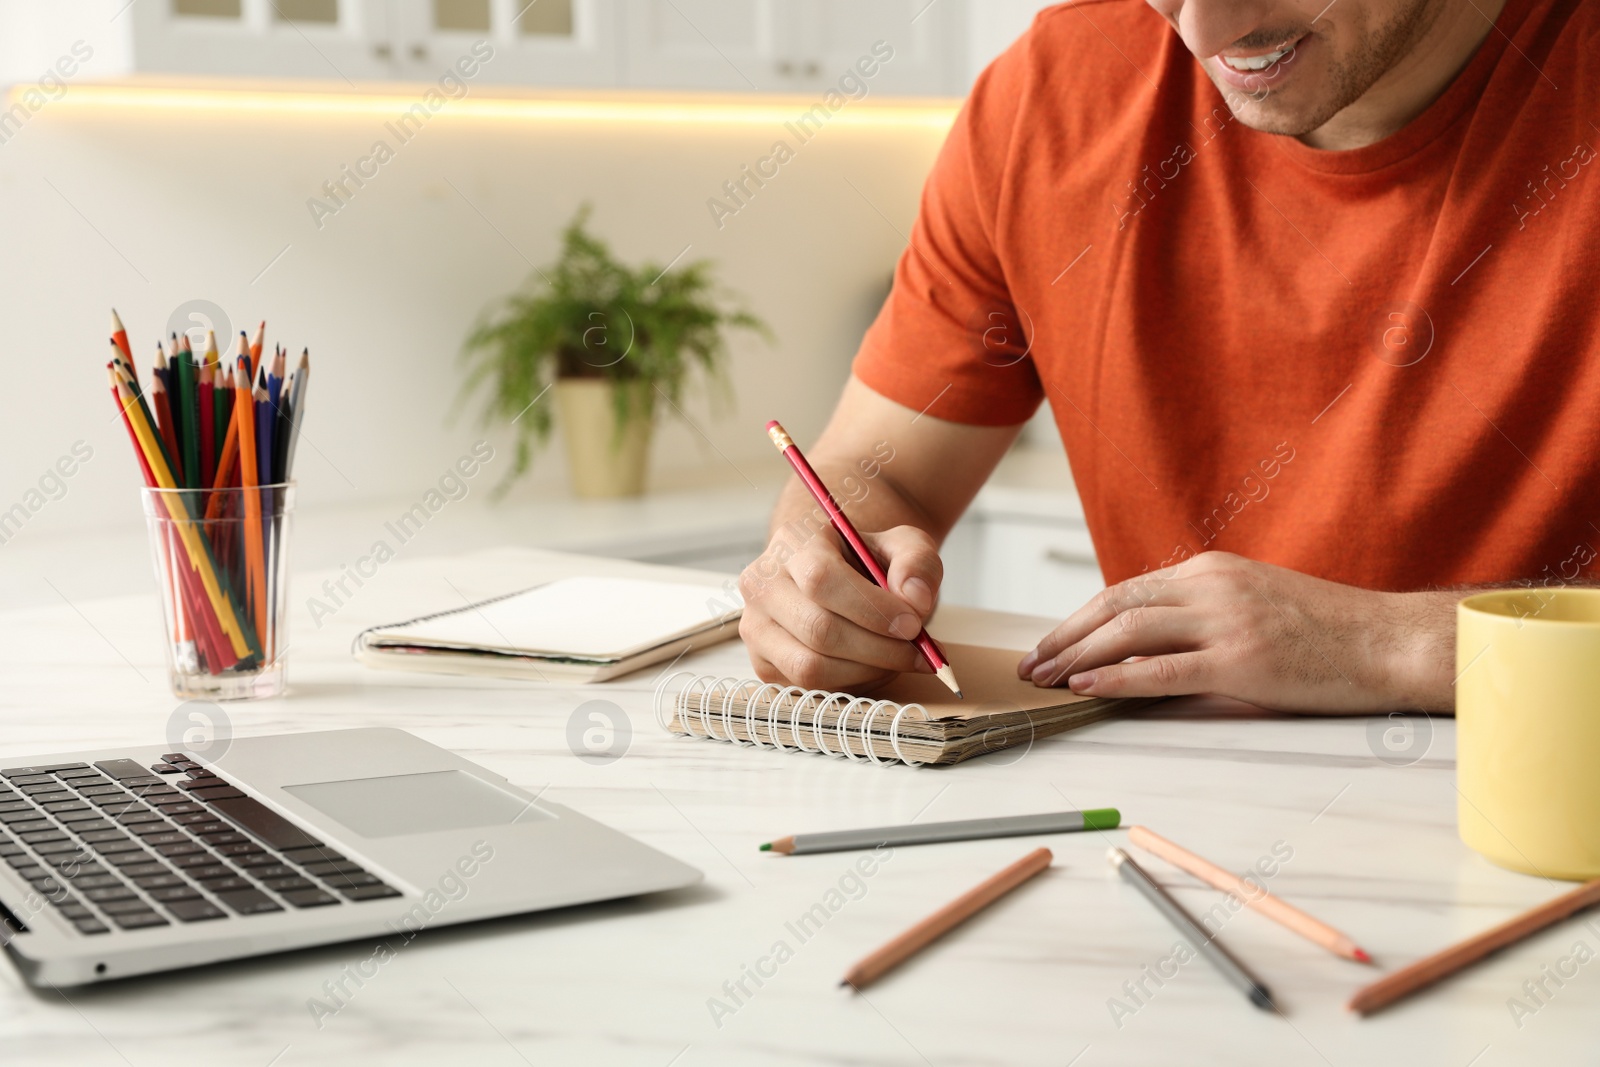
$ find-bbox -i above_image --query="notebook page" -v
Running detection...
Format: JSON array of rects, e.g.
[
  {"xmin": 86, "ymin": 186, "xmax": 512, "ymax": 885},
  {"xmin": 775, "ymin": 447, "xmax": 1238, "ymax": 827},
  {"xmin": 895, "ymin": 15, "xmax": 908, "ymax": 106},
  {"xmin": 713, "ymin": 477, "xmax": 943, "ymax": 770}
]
[
  {"xmin": 369, "ymin": 576, "xmax": 737, "ymax": 659},
  {"xmin": 860, "ymin": 644, "xmax": 1093, "ymax": 721}
]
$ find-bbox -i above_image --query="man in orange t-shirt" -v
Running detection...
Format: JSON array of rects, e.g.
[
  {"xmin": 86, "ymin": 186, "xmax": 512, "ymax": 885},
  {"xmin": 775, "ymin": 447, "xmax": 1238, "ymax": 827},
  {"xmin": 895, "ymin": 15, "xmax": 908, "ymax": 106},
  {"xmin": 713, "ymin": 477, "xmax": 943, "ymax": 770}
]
[{"xmin": 737, "ymin": 0, "xmax": 1599, "ymax": 712}]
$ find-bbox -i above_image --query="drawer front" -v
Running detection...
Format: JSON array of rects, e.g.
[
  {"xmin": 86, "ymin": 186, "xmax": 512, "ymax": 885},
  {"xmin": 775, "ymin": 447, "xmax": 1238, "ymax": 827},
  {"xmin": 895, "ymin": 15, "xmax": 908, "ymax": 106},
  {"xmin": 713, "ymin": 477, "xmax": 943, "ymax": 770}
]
[{"xmin": 974, "ymin": 520, "xmax": 1104, "ymax": 620}]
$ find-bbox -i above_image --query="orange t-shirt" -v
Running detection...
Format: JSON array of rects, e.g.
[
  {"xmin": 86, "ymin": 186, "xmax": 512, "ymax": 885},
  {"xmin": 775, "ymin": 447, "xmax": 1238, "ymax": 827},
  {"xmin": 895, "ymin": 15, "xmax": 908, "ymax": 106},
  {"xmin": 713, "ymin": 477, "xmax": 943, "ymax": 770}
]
[{"xmin": 853, "ymin": 0, "xmax": 1600, "ymax": 590}]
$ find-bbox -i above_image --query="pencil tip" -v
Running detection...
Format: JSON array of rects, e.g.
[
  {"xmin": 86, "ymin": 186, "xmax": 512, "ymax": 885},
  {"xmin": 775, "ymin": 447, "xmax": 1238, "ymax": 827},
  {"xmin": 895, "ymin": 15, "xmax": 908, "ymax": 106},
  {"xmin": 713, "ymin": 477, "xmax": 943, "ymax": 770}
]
[
  {"xmin": 1353, "ymin": 948, "xmax": 1372, "ymax": 964},
  {"xmin": 758, "ymin": 843, "xmax": 770, "ymax": 851}
]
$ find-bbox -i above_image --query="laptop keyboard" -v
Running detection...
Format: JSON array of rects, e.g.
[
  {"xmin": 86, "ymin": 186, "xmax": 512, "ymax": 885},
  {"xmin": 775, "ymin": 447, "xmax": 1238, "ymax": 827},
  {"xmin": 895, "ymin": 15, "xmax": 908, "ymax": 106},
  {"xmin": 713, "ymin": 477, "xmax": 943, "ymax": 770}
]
[{"xmin": 0, "ymin": 754, "xmax": 399, "ymax": 935}]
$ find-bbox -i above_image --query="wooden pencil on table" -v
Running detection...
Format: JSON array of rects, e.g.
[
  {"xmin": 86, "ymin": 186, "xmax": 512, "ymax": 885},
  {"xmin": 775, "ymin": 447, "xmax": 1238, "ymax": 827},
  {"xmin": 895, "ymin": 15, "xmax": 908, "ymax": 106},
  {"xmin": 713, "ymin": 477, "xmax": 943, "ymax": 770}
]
[
  {"xmin": 1128, "ymin": 826, "xmax": 1371, "ymax": 963},
  {"xmin": 1110, "ymin": 846, "xmax": 1274, "ymax": 1011},
  {"xmin": 840, "ymin": 847, "xmax": 1053, "ymax": 991},
  {"xmin": 1349, "ymin": 878, "xmax": 1600, "ymax": 1016}
]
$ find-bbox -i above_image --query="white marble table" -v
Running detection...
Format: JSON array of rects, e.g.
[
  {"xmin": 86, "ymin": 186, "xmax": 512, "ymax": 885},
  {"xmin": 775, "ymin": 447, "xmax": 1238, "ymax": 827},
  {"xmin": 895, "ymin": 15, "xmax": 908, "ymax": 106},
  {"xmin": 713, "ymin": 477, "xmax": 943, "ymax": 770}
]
[{"xmin": 0, "ymin": 547, "xmax": 1592, "ymax": 1065}]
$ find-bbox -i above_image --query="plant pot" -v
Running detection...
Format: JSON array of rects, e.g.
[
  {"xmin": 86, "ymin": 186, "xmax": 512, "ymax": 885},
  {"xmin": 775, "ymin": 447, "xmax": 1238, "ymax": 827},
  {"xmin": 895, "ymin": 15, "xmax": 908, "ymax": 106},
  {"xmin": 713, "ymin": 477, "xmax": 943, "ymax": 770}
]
[{"xmin": 554, "ymin": 378, "xmax": 654, "ymax": 498}]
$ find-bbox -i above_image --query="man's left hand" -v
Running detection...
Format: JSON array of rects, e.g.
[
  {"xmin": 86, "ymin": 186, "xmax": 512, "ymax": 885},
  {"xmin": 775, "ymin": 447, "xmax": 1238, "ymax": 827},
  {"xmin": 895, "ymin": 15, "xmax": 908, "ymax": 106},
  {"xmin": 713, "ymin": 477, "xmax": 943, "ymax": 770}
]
[{"xmin": 1017, "ymin": 551, "xmax": 1456, "ymax": 712}]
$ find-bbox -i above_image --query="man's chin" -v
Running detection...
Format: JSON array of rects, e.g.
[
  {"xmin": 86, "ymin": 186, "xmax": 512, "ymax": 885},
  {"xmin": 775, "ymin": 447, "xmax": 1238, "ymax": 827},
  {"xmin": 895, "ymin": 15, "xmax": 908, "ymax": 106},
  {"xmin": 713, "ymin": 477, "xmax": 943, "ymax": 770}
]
[{"xmin": 1204, "ymin": 74, "xmax": 1342, "ymax": 138}]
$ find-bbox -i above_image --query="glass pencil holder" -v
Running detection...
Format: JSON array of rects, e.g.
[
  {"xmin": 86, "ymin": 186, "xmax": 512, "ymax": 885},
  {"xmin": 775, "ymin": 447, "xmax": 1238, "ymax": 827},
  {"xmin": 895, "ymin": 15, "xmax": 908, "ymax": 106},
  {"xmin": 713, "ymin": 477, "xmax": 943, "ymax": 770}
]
[{"xmin": 141, "ymin": 483, "xmax": 295, "ymax": 700}]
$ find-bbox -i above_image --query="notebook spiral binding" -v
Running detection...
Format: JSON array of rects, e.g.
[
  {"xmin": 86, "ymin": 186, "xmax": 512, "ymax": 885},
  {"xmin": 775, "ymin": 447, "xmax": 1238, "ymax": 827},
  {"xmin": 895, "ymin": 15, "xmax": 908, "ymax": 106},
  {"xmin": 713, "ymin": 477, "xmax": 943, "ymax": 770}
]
[{"xmin": 653, "ymin": 670, "xmax": 930, "ymax": 767}]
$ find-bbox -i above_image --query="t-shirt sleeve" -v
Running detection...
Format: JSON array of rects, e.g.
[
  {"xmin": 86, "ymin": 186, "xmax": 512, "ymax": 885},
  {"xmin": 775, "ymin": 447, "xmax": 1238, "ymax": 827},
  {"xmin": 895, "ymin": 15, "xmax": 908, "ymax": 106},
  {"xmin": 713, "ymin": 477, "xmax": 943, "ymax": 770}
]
[{"xmin": 851, "ymin": 28, "xmax": 1044, "ymax": 426}]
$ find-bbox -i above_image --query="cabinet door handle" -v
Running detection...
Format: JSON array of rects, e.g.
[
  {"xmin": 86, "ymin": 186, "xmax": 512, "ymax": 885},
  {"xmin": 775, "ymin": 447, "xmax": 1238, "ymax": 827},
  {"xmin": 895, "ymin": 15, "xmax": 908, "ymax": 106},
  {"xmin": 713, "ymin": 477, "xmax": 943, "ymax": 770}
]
[
  {"xmin": 1044, "ymin": 547, "xmax": 1098, "ymax": 568},
  {"xmin": 776, "ymin": 60, "xmax": 794, "ymax": 75},
  {"xmin": 373, "ymin": 43, "xmax": 393, "ymax": 59},
  {"xmin": 410, "ymin": 43, "xmax": 429, "ymax": 61}
]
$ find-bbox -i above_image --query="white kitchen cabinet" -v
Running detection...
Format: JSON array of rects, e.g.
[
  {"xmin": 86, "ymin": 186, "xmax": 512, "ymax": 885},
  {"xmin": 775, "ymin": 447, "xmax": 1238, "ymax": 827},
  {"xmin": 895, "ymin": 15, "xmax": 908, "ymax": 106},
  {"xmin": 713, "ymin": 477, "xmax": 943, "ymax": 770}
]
[
  {"xmin": 116, "ymin": 0, "xmax": 614, "ymax": 84},
  {"xmin": 939, "ymin": 454, "xmax": 1106, "ymax": 621},
  {"xmin": 616, "ymin": 0, "xmax": 781, "ymax": 92},
  {"xmin": 784, "ymin": 0, "xmax": 961, "ymax": 95},
  {"xmin": 125, "ymin": 0, "xmax": 398, "ymax": 80},
  {"xmin": 618, "ymin": 0, "xmax": 958, "ymax": 95},
  {"xmin": 1, "ymin": 0, "xmax": 961, "ymax": 93},
  {"xmin": 970, "ymin": 514, "xmax": 1103, "ymax": 619},
  {"xmin": 392, "ymin": 0, "xmax": 619, "ymax": 87}
]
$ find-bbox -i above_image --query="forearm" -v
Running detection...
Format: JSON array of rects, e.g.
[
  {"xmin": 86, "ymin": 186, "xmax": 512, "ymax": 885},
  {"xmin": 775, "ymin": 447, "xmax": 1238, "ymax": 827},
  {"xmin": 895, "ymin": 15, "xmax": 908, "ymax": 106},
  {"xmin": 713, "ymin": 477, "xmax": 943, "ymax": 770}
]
[
  {"xmin": 764, "ymin": 376, "xmax": 1023, "ymax": 551},
  {"xmin": 767, "ymin": 443, "xmax": 938, "ymax": 549}
]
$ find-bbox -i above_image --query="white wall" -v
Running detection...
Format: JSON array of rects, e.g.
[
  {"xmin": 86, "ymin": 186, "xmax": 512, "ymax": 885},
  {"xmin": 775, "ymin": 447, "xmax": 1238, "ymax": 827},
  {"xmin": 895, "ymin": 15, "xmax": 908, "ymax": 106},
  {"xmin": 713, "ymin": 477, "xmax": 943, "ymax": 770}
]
[
  {"xmin": 0, "ymin": 83, "xmax": 951, "ymax": 556},
  {"xmin": 964, "ymin": 0, "xmax": 1054, "ymax": 88}
]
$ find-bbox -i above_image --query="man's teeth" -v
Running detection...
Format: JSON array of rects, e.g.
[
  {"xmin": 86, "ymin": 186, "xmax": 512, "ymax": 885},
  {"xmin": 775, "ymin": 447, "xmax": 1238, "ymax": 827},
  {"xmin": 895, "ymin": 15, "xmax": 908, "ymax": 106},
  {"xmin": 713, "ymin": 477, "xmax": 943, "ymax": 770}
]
[{"xmin": 1222, "ymin": 46, "xmax": 1291, "ymax": 72}]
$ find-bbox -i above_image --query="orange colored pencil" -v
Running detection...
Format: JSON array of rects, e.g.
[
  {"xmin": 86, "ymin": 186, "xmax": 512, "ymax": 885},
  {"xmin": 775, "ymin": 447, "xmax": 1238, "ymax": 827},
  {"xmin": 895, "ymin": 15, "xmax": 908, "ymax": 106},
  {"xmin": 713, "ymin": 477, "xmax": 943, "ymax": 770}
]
[
  {"xmin": 1349, "ymin": 878, "xmax": 1600, "ymax": 1016},
  {"xmin": 1128, "ymin": 826, "xmax": 1371, "ymax": 963},
  {"xmin": 110, "ymin": 309, "xmax": 134, "ymax": 379},
  {"xmin": 233, "ymin": 359, "xmax": 268, "ymax": 641},
  {"xmin": 203, "ymin": 332, "xmax": 251, "ymax": 520},
  {"xmin": 841, "ymin": 848, "xmax": 1053, "ymax": 991}
]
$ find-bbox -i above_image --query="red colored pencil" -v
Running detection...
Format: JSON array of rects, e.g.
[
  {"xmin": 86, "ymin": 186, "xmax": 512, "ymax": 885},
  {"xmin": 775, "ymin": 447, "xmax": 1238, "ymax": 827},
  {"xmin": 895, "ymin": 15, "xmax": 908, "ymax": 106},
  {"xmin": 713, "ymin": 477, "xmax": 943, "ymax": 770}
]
[
  {"xmin": 108, "ymin": 364, "xmax": 235, "ymax": 671},
  {"xmin": 146, "ymin": 346, "xmax": 183, "ymax": 484},
  {"xmin": 764, "ymin": 420, "xmax": 963, "ymax": 697}
]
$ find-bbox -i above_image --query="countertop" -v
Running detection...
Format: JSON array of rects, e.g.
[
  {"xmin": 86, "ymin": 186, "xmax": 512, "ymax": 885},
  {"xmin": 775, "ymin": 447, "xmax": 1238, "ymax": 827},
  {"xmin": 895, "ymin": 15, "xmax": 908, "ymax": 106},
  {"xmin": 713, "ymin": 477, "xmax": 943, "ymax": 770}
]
[{"xmin": 0, "ymin": 545, "xmax": 1591, "ymax": 1065}]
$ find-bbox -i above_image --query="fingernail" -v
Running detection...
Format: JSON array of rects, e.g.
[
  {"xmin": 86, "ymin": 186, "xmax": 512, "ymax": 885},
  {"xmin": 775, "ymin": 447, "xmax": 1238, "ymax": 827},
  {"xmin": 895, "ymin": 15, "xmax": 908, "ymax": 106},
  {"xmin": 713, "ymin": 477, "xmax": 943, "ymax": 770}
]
[
  {"xmin": 1069, "ymin": 671, "xmax": 1097, "ymax": 693},
  {"xmin": 902, "ymin": 577, "xmax": 933, "ymax": 614},
  {"xmin": 1030, "ymin": 658, "xmax": 1057, "ymax": 684},
  {"xmin": 891, "ymin": 613, "xmax": 922, "ymax": 639},
  {"xmin": 1017, "ymin": 649, "xmax": 1039, "ymax": 676}
]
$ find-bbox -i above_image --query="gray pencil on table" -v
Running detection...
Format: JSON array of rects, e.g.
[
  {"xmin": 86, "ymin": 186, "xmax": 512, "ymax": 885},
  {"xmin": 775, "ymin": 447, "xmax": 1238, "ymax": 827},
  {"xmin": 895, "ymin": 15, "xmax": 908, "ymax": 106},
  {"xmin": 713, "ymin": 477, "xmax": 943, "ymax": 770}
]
[
  {"xmin": 760, "ymin": 808, "xmax": 1121, "ymax": 855},
  {"xmin": 1108, "ymin": 846, "xmax": 1274, "ymax": 1011}
]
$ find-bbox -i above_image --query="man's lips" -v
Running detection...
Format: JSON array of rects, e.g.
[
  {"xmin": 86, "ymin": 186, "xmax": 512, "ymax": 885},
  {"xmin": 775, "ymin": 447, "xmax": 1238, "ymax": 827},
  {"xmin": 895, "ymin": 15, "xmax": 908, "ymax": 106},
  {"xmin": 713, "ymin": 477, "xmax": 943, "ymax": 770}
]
[{"xmin": 1209, "ymin": 33, "xmax": 1309, "ymax": 93}]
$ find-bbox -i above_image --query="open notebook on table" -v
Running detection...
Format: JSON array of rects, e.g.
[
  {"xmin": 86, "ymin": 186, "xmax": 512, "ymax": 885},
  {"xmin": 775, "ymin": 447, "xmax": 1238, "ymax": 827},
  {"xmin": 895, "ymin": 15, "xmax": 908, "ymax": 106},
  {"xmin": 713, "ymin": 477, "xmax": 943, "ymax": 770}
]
[
  {"xmin": 654, "ymin": 643, "xmax": 1145, "ymax": 766},
  {"xmin": 355, "ymin": 576, "xmax": 741, "ymax": 683}
]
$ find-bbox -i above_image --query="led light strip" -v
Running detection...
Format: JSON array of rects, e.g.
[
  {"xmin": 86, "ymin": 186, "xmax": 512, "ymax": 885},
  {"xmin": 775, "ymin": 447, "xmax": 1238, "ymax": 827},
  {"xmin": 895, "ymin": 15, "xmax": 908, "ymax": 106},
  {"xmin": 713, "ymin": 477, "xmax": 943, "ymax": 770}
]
[{"xmin": 25, "ymin": 83, "xmax": 960, "ymax": 129}]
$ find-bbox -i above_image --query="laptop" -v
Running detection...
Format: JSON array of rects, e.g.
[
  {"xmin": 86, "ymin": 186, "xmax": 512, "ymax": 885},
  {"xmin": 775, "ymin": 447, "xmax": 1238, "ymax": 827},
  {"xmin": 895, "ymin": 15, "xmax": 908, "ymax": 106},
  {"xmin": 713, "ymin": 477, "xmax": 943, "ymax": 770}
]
[{"xmin": 0, "ymin": 727, "xmax": 701, "ymax": 987}]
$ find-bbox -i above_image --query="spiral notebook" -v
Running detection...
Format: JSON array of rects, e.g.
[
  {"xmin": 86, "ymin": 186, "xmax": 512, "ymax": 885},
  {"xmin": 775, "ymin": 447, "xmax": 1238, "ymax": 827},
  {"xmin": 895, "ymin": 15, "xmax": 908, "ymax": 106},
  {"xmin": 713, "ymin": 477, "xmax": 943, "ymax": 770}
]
[{"xmin": 654, "ymin": 644, "xmax": 1142, "ymax": 766}]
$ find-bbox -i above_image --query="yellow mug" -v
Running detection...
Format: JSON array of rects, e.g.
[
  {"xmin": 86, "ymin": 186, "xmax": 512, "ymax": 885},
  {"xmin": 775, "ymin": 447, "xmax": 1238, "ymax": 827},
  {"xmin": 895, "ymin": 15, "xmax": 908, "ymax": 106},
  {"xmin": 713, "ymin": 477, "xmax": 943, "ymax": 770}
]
[{"xmin": 1457, "ymin": 589, "xmax": 1600, "ymax": 881}]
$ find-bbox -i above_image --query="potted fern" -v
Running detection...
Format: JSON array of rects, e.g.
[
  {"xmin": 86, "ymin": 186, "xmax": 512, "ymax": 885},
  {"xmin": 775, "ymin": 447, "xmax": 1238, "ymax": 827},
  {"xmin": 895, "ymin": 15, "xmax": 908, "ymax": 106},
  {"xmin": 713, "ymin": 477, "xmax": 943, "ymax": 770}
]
[{"xmin": 459, "ymin": 206, "xmax": 769, "ymax": 498}]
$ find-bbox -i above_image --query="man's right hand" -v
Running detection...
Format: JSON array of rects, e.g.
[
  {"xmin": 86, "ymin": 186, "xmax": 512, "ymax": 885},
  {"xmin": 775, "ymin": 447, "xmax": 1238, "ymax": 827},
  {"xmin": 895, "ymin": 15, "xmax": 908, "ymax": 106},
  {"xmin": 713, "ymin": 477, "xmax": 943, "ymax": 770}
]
[{"xmin": 737, "ymin": 524, "xmax": 943, "ymax": 692}]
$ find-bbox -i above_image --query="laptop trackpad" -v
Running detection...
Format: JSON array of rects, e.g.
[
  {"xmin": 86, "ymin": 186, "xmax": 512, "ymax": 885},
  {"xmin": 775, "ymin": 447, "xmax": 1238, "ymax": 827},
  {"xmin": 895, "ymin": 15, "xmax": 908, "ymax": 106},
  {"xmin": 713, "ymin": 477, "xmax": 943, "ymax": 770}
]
[{"xmin": 284, "ymin": 770, "xmax": 549, "ymax": 838}]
